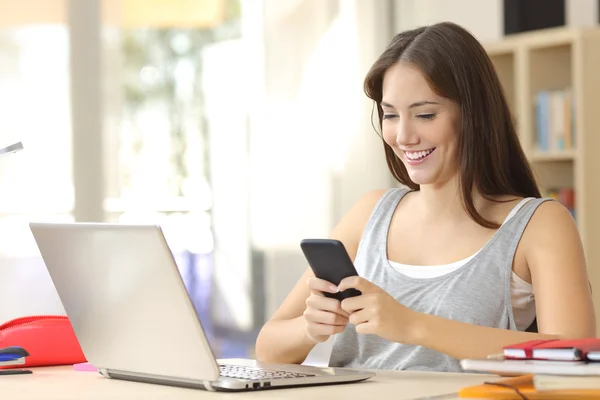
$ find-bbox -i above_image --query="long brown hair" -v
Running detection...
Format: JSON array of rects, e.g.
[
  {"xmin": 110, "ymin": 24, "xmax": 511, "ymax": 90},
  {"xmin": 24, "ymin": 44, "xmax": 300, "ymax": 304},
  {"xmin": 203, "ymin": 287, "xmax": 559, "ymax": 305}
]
[{"xmin": 364, "ymin": 22, "xmax": 541, "ymax": 229}]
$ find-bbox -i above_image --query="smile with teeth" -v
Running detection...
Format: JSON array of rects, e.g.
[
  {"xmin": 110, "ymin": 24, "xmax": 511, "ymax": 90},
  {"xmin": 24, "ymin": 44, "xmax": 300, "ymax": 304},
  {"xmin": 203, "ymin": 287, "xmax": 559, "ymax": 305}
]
[{"xmin": 404, "ymin": 148, "xmax": 435, "ymax": 161}]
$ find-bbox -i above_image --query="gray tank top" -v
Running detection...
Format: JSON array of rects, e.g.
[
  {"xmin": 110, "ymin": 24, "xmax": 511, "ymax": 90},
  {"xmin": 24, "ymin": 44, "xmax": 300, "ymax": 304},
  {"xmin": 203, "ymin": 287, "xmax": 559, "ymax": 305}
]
[{"xmin": 329, "ymin": 188, "xmax": 550, "ymax": 372}]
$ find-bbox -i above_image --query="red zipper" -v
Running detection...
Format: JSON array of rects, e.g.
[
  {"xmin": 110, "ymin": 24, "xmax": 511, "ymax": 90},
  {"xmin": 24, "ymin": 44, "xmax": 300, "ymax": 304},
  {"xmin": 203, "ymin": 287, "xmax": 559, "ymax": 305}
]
[{"xmin": 0, "ymin": 315, "xmax": 68, "ymax": 334}]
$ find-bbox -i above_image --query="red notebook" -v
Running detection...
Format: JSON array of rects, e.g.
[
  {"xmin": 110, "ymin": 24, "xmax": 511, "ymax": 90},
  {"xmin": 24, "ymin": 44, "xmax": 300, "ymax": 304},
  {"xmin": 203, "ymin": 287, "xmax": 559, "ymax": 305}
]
[{"xmin": 503, "ymin": 338, "xmax": 600, "ymax": 361}]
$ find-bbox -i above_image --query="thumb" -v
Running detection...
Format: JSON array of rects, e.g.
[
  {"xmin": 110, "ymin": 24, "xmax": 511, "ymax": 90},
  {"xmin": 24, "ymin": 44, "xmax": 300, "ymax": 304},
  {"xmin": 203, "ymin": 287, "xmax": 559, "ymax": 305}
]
[{"xmin": 337, "ymin": 276, "xmax": 381, "ymax": 294}]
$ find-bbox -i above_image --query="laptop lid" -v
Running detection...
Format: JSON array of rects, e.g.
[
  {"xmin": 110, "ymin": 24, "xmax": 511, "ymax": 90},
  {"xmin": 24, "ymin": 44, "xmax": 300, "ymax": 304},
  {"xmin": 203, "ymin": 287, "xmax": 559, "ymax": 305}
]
[{"xmin": 29, "ymin": 222, "xmax": 221, "ymax": 383}]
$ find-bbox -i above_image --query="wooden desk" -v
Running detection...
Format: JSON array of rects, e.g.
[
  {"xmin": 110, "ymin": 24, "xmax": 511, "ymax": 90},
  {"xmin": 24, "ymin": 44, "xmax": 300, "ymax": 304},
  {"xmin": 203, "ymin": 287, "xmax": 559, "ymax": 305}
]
[{"xmin": 2, "ymin": 365, "xmax": 498, "ymax": 400}]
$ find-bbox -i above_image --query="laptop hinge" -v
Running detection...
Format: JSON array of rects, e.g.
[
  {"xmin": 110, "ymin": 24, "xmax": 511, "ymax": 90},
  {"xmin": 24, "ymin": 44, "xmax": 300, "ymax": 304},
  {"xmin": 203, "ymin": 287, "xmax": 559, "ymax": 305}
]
[{"xmin": 101, "ymin": 368, "xmax": 217, "ymax": 391}]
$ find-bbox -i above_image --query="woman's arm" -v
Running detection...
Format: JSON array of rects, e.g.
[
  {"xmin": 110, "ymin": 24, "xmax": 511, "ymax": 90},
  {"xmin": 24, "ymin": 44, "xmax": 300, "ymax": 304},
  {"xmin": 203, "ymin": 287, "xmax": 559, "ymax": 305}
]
[
  {"xmin": 254, "ymin": 268, "xmax": 323, "ymax": 364},
  {"xmin": 338, "ymin": 200, "xmax": 596, "ymax": 360},
  {"xmin": 254, "ymin": 190, "xmax": 387, "ymax": 364},
  {"xmin": 525, "ymin": 201, "xmax": 596, "ymax": 337},
  {"xmin": 411, "ymin": 314, "xmax": 561, "ymax": 360}
]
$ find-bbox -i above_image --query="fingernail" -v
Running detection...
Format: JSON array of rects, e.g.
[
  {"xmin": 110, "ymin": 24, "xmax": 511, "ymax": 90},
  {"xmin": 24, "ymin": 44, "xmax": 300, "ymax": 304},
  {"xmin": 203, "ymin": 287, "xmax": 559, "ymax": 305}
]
[{"xmin": 330, "ymin": 285, "xmax": 339, "ymax": 292}]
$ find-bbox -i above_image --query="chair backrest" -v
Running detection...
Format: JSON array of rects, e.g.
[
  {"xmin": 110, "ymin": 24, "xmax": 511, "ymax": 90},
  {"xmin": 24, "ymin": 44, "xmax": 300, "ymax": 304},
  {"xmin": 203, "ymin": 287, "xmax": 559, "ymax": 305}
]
[{"xmin": 525, "ymin": 318, "xmax": 538, "ymax": 333}]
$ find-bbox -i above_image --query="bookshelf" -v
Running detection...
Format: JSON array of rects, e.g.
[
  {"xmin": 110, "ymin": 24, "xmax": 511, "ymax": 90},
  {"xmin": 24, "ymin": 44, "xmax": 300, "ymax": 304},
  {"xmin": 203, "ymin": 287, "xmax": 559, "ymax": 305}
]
[{"xmin": 485, "ymin": 27, "xmax": 600, "ymax": 333}]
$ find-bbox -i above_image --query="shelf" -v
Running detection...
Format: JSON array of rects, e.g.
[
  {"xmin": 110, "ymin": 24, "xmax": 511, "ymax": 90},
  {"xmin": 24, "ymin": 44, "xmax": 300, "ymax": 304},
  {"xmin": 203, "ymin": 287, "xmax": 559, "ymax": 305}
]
[
  {"xmin": 484, "ymin": 26, "xmax": 600, "ymax": 334},
  {"xmin": 530, "ymin": 149, "xmax": 576, "ymax": 162},
  {"xmin": 489, "ymin": 52, "xmax": 515, "ymax": 116},
  {"xmin": 486, "ymin": 44, "xmax": 515, "ymax": 58},
  {"xmin": 530, "ymin": 44, "xmax": 572, "ymax": 94},
  {"xmin": 500, "ymin": 26, "xmax": 578, "ymax": 50},
  {"xmin": 532, "ymin": 160, "xmax": 574, "ymax": 190}
]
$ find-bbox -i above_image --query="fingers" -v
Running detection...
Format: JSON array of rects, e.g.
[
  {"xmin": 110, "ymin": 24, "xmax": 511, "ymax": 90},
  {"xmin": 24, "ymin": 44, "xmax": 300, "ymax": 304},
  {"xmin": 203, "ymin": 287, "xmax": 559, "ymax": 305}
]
[
  {"xmin": 304, "ymin": 294, "xmax": 349, "ymax": 342},
  {"xmin": 303, "ymin": 277, "xmax": 352, "ymax": 342},
  {"xmin": 340, "ymin": 295, "xmax": 364, "ymax": 313},
  {"xmin": 307, "ymin": 277, "xmax": 339, "ymax": 293},
  {"xmin": 348, "ymin": 308, "xmax": 369, "ymax": 325},
  {"xmin": 306, "ymin": 323, "xmax": 346, "ymax": 342},
  {"xmin": 337, "ymin": 276, "xmax": 361, "ymax": 292},
  {"xmin": 306, "ymin": 294, "xmax": 349, "ymax": 317},
  {"xmin": 304, "ymin": 309, "xmax": 349, "ymax": 326},
  {"xmin": 338, "ymin": 276, "xmax": 380, "ymax": 294}
]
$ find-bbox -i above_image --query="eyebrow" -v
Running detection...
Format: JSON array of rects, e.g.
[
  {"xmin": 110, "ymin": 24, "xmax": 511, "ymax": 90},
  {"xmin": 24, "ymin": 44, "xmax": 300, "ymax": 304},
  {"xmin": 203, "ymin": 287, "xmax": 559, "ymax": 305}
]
[{"xmin": 381, "ymin": 100, "xmax": 439, "ymax": 109}]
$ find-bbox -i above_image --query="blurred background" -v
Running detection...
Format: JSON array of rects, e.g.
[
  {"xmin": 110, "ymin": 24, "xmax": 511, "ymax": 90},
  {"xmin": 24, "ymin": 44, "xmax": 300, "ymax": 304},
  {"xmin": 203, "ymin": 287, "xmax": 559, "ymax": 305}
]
[{"xmin": 0, "ymin": 0, "xmax": 598, "ymax": 360}]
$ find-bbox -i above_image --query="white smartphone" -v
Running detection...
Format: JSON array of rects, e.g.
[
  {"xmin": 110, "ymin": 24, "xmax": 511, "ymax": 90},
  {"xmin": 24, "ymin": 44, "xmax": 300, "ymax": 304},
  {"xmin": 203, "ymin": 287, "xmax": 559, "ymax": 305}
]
[{"xmin": 0, "ymin": 142, "xmax": 24, "ymax": 158}]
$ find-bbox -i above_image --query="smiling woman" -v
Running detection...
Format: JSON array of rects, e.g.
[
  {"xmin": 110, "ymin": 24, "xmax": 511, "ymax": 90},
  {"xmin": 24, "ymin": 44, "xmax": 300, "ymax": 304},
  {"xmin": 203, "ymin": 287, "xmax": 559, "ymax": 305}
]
[
  {"xmin": 366, "ymin": 24, "xmax": 542, "ymax": 229},
  {"xmin": 255, "ymin": 21, "xmax": 595, "ymax": 373}
]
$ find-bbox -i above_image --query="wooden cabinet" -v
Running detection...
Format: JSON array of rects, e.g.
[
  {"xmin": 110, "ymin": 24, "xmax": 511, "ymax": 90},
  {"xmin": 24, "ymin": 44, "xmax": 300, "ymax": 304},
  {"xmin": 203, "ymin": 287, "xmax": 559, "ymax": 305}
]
[{"xmin": 486, "ymin": 27, "xmax": 600, "ymax": 332}]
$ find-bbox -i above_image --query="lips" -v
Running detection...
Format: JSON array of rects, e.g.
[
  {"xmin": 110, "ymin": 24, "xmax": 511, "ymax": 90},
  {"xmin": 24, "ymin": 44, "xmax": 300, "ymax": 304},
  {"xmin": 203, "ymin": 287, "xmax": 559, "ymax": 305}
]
[{"xmin": 403, "ymin": 148, "xmax": 436, "ymax": 165}]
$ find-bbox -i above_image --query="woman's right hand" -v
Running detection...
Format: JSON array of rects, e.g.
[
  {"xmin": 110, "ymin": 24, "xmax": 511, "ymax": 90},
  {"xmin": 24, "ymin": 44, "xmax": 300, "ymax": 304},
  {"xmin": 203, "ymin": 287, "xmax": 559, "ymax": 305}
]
[{"xmin": 303, "ymin": 277, "xmax": 350, "ymax": 343}]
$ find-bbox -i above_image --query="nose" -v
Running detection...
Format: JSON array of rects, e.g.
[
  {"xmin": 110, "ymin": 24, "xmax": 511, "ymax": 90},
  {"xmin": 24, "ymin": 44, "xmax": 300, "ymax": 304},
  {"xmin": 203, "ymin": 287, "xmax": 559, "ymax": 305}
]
[{"xmin": 394, "ymin": 119, "xmax": 419, "ymax": 147}]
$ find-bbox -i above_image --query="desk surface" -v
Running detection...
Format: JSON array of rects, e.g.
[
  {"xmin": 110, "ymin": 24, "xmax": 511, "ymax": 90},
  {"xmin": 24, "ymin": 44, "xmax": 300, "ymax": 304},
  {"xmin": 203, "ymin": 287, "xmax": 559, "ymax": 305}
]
[{"xmin": 2, "ymin": 365, "xmax": 498, "ymax": 400}]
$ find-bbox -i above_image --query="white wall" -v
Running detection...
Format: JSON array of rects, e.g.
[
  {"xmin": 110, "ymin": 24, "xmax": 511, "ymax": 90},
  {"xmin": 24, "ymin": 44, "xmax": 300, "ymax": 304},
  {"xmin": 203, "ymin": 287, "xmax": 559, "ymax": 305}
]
[
  {"xmin": 394, "ymin": 0, "xmax": 599, "ymax": 44},
  {"xmin": 393, "ymin": 0, "xmax": 504, "ymax": 42},
  {"xmin": 566, "ymin": 0, "xmax": 599, "ymax": 28},
  {"xmin": 253, "ymin": 0, "xmax": 395, "ymax": 366},
  {"xmin": 333, "ymin": 0, "xmax": 396, "ymax": 223},
  {"xmin": 251, "ymin": 0, "xmax": 392, "ymax": 251},
  {"xmin": 202, "ymin": 39, "xmax": 253, "ymax": 331}
]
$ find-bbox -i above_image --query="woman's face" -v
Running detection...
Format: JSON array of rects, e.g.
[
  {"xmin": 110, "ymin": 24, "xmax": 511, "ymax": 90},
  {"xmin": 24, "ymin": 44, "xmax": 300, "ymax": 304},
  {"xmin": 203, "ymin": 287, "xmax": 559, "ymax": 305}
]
[{"xmin": 381, "ymin": 62, "xmax": 461, "ymax": 187}]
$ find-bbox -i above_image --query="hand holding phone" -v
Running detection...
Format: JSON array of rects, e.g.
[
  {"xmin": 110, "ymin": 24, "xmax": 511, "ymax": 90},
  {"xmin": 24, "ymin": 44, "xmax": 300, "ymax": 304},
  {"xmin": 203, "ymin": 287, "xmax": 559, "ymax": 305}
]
[
  {"xmin": 300, "ymin": 239, "xmax": 360, "ymax": 342},
  {"xmin": 300, "ymin": 239, "xmax": 361, "ymax": 301}
]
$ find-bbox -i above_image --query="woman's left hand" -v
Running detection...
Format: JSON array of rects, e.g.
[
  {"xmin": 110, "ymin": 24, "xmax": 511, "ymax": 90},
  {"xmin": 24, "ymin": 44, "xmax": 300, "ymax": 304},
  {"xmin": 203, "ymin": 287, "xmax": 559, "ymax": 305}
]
[{"xmin": 337, "ymin": 276, "xmax": 420, "ymax": 344}]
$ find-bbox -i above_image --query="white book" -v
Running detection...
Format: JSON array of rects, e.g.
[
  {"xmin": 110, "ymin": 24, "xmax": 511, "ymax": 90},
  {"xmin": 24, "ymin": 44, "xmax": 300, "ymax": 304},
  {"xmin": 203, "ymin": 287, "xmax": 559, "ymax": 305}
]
[
  {"xmin": 460, "ymin": 358, "xmax": 600, "ymax": 376},
  {"xmin": 534, "ymin": 374, "xmax": 600, "ymax": 390},
  {"xmin": 0, "ymin": 142, "xmax": 24, "ymax": 158}
]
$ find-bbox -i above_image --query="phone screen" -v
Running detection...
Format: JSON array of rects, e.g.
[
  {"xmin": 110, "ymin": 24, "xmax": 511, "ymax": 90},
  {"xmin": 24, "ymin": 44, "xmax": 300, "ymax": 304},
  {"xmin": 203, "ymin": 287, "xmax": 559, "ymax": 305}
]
[{"xmin": 300, "ymin": 239, "xmax": 361, "ymax": 301}]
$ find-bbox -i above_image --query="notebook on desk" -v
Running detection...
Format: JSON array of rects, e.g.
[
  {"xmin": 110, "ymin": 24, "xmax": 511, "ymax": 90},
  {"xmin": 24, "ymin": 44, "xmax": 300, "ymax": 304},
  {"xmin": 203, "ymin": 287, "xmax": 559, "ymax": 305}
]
[
  {"xmin": 29, "ymin": 222, "xmax": 374, "ymax": 392},
  {"xmin": 461, "ymin": 337, "xmax": 600, "ymax": 376},
  {"xmin": 460, "ymin": 358, "xmax": 598, "ymax": 376},
  {"xmin": 503, "ymin": 338, "xmax": 600, "ymax": 361}
]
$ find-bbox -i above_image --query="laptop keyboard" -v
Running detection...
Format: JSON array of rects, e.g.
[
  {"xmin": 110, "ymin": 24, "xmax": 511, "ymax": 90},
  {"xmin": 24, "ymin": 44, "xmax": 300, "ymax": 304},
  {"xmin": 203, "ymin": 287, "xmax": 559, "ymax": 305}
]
[{"xmin": 219, "ymin": 364, "xmax": 316, "ymax": 381}]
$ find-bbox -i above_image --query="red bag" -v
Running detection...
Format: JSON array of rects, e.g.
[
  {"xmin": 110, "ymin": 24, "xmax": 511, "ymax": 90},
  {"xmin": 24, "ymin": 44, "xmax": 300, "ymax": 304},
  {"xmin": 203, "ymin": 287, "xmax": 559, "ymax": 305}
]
[{"xmin": 0, "ymin": 315, "xmax": 87, "ymax": 368}]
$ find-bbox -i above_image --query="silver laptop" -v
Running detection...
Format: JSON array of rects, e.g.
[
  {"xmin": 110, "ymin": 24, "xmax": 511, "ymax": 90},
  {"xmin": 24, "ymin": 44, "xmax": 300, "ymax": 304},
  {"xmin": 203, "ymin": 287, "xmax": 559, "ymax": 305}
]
[{"xmin": 29, "ymin": 222, "xmax": 374, "ymax": 391}]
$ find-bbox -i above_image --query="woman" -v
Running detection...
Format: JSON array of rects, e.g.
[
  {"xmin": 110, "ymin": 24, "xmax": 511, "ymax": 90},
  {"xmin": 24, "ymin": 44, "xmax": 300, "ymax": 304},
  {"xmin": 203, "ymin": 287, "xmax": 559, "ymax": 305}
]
[{"xmin": 255, "ymin": 22, "xmax": 595, "ymax": 372}]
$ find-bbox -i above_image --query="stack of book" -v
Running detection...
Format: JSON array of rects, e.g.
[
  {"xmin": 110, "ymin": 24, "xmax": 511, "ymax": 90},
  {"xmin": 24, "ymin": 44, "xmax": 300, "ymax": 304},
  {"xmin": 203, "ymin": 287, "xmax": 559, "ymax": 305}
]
[
  {"xmin": 535, "ymin": 88, "xmax": 575, "ymax": 153},
  {"xmin": 459, "ymin": 338, "xmax": 600, "ymax": 398}
]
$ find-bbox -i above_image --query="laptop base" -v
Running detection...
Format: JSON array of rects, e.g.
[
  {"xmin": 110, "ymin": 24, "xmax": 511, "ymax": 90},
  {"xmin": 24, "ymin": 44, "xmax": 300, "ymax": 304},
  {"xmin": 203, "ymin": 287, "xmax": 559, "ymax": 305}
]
[{"xmin": 100, "ymin": 363, "xmax": 373, "ymax": 392}]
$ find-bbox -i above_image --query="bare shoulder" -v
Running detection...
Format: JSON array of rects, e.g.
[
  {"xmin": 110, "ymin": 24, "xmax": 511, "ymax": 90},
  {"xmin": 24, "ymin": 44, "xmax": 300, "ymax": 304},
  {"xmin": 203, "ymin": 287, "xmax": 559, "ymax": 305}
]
[
  {"xmin": 352, "ymin": 189, "xmax": 389, "ymax": 214},
  {"xmin": 521, "ymin": 199, "xmax": 582, "ymax": 262},
  {"xmin": 331, "ymin": 189, "xmax": 388, "ymax": 260},
  {"xmin": 523, "ymin": 199, "xmax": 579, "ymax": 244},
  {"xmin": 521, "ymin": 199, "xmax": 595, "ymax": 337},
  {"xmin": 335, "ymin": 189, "xmax": 388, "ymax": 228}
]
